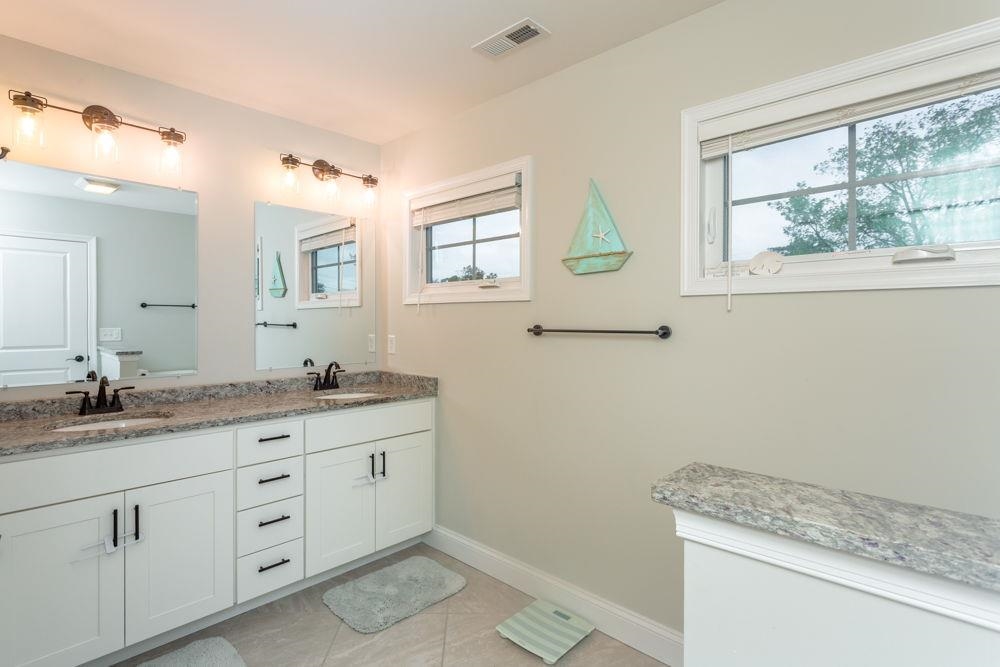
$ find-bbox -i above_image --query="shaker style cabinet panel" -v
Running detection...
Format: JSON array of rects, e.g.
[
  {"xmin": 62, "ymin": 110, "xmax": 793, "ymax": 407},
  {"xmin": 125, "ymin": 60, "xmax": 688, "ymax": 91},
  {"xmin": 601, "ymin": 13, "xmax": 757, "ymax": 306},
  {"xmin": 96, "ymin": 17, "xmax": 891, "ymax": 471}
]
[
  {"xmin": 0, "ymin": 493, "xmax": 125, "ymax": 667},
  {"xmin": 124, "ymin": 470, "xmax": 234, "ymax": 645},
  {"xmin": 305, "ymin": 442, "xmax": 376, "ymax": 576},
  {"xmin": 375, "ymin": 431, "xmax": 433, "ymax": 551}
]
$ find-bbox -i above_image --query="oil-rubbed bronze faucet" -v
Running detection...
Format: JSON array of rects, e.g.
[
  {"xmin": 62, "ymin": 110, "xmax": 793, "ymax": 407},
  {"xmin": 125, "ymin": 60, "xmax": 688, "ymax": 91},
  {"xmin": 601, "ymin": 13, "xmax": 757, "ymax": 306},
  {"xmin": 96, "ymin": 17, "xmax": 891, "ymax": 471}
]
[
  {"xmin": 66, "ymin": 376, "xmax": 135, "ymax": 416},
  {"xmin": 308, "ymin": 362, "xmax": 346, "ymax": 390}
]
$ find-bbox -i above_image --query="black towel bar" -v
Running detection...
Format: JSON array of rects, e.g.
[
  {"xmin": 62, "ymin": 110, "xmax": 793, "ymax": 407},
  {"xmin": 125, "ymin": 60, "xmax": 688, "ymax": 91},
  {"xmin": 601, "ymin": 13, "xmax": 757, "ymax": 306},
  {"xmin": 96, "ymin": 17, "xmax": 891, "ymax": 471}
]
[
  {"xmin": 141, "ymin": 302, "xmax": 197, "ymax": 309},
  {"xmin": 255, "ymin": 321, "xmax": 298, "ymax": 329},
  {"xmin": 527, "ymin": 324, "xmax": 671, "ymax": 339}
]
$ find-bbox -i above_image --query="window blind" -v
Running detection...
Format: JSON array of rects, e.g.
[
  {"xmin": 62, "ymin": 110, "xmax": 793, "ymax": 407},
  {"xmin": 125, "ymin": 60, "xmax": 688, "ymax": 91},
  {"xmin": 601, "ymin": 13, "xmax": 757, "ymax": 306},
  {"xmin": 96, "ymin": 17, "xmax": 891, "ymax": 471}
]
[
  {"xmin": 700, "ymin": 69, "xmax": 1000, "ymax": 160},
  {"xmin": 299, "ymin": 225, "xmax": 355, "ymax": 253},
  {"xmin": 411, "ymin": 172, "xmax": 521, "ymax": 228}
]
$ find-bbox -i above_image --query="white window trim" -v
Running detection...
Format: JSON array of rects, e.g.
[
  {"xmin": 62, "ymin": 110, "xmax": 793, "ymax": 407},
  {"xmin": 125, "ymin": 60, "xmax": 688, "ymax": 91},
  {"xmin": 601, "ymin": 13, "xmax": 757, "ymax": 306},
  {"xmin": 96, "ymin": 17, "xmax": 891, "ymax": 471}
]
[
  {"xmin": 403, "ymin": 156, "xmax": 533, "ymax": 304},
  {"xmin": 294, "ymin": 216, "xmax": 360, "ymax": 308},
  {"xmin": 680, "ymin": 18, "xmax": 1000, "ymax": 296}
]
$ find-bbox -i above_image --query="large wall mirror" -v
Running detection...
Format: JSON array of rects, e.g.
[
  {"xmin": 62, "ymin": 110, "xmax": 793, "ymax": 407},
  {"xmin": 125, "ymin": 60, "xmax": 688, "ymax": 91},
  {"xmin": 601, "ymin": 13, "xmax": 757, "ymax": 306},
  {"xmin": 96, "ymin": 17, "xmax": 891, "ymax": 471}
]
[
  {"xmin": 254, "ymin": 202, "xmax": 375, "ymax": 370},
  {"xmin": 0, "ymin": 161, "xmax": 197, "ymax": 388}
]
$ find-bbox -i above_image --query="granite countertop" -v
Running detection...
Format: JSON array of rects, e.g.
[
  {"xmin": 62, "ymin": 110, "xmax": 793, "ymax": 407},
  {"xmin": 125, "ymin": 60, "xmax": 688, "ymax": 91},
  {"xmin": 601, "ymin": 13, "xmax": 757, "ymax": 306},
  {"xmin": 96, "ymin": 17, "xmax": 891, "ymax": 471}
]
[
  {"xmin": 652, "ymin": 462, "xmax": 1000, "ymax": 593},
  {"xmin": 0, "ymin": 371, "xmax": 436, "ymax": 459}
]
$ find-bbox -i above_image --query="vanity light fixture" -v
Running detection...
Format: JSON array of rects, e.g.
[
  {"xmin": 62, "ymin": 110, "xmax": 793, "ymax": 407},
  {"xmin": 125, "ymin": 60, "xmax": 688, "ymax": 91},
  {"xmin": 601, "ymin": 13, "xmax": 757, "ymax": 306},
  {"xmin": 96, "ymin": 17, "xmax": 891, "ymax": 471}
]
[
  {"xmin": 279, "ymin": 153, "xmax": 378, "ymax": 201},
  {"xmin": 8, "ymin": 89, "xmax": 187, "ymax": 173}
]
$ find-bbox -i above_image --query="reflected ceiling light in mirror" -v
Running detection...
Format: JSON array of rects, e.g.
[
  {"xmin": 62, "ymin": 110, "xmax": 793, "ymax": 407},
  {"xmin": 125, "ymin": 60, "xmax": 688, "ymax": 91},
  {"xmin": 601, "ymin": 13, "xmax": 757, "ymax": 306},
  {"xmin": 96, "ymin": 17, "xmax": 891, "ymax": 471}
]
[
  {"xmin": 278, "ymin": 153, "xmax": 378, "ymax": 203},
  {"xmin": 7, "ymin": 89, "xmax": 186, "ymax": 170},
  {"xmin": 74, "ymin": 176, "xmax": 120, "ymax": 195},
  {"xmin": 9, "ymin": 91, "xmax": 45, "ymax": 148}
]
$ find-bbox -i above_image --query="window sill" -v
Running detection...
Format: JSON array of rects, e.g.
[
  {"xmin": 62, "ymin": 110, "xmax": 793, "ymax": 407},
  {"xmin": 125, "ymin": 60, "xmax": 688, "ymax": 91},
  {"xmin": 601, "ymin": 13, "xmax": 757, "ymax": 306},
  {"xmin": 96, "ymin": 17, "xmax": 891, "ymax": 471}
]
[
  {"xmin": 297, "ymin": 294, "xmax": 360, "ymax": 309},
  {"xmin": 404, "ymin": 281, "xmax": 530, "ymax": 304},
  {"xmin": 682, "ymin": 258, "xmax": 1000, "ymax": 295}
]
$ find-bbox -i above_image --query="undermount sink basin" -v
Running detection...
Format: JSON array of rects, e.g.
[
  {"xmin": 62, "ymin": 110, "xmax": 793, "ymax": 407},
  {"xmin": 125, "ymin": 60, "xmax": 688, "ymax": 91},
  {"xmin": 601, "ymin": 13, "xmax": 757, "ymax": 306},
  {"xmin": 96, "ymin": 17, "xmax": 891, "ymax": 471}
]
[
  {"xmin": 52, "ymin": 415, "xmax": 169, "ymax": 433},
  {"xmin": 315, "ymin": 392, "xmax": 378, "ymax": 402}
]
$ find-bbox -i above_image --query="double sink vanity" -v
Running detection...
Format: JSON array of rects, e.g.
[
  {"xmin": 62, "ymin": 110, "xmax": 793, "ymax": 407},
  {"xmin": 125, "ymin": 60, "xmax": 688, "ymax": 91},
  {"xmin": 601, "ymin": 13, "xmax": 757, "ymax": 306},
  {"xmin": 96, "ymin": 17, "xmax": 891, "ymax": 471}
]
[{"xmin": 0, "ymin": 371, "xmax": 437, "ymax": 667}]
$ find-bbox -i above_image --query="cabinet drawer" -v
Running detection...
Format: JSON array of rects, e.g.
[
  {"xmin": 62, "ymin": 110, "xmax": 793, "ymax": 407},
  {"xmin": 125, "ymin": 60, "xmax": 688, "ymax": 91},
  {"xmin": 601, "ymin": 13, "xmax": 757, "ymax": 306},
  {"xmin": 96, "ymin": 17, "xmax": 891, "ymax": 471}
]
[
  {"xmin": 236, "ymin": 420, "xmax": 304, "ymax": 467},
  {"xmin": 237, "ymin": 538, "xmax": 304, "ymax": 604},
  {"xmin": 236, "ymin": 457, "xmax": 303, "ymax": 510},
  {"xmin": 306, "ymin": 400, "xmax": 433, "ymax": 453},
  {"xmin": 237, "ymin": 496, "xmax": 304, "ymax": 557}
]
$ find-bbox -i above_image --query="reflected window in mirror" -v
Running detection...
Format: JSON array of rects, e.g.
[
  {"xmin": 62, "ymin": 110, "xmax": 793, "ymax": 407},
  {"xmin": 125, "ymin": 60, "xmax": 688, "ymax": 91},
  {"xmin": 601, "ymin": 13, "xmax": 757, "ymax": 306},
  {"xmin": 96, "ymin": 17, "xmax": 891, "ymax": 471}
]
[{"xmin": 296, "ymin": 218, "xmax": 359, "ymax": 307}]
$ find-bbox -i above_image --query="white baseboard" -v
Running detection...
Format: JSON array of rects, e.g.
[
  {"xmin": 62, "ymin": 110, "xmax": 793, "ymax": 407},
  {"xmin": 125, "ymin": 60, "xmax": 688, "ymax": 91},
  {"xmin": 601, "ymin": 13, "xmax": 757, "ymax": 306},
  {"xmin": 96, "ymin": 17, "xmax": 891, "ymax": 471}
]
[{"xmin": 423, "ymin": 524, "xmax": 684, "ymax": 666}]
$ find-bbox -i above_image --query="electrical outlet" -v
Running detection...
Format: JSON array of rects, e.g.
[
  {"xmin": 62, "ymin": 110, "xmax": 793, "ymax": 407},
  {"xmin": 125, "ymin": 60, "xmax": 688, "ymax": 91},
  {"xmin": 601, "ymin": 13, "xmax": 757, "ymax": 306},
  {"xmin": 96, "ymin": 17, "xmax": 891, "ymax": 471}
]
[
  {"xmin": 99, "ymin": 327, "xmax": 122, "ymax": 342},
  {"xmin": 387, "ymin": 335, "xmax": 397, "ymax": 354},
  {"xmin": 368, "ymin": 334, "xmax": 376, "ymax": 354}
]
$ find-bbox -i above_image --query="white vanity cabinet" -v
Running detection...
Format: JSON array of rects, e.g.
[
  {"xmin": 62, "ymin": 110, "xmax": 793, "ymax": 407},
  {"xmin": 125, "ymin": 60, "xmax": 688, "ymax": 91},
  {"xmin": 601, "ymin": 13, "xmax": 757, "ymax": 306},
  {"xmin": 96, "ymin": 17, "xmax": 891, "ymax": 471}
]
[
  {"xmin": 0, "ymin": 494, "xmax": 125, "ymax": 667},
  {"xmin": 0, "ymin": 396, "xmax": 434, "ymax": 667},
  {"xmin": 305, "ymin": 401, "xmax": 434, "ymax": 576},
  {"xmin": 123, "ymin": 471, "xmax": 234, "ymax": 645},
  {"xmin": 0, "ymin": 431, "xmax": 234, "ymax": 667}
]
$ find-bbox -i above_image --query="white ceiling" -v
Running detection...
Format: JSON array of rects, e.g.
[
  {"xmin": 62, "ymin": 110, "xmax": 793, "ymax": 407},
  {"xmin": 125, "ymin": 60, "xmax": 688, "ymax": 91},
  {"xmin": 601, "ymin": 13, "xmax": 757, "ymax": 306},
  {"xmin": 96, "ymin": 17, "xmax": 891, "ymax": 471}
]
[
  {"xmin": 0, "ymin": 160, "xmax": 197, "ymax": 215},
  {"xmin": 1, "ymin": 0, "xmax": 722, "ymax": 144}
]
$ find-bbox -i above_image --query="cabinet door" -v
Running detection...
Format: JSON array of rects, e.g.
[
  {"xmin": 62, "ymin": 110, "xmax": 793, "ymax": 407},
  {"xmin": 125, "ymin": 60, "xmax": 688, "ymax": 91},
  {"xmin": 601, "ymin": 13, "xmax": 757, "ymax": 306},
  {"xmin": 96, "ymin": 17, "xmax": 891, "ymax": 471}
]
[
  {"xmin": 375, "ymin": 431, "xmax": 433, "ymax": 551},
  {"xmin": 0, "ymin": 493, "xmax": 124, "ymax": 667},
  {"xmin": 305, "ymin": 442, "xmax": 375, "ymax": 576},
  {"xmin": 124, "ymin": 470, "xmax": 234, "ymax": 645}
]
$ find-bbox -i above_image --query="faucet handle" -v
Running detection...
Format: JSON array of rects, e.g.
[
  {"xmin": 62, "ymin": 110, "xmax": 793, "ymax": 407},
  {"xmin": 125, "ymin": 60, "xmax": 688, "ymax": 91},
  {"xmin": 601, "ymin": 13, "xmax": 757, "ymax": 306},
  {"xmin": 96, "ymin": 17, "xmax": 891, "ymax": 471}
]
[
  {"xmin": 112, "ymin": 386, "xmax": 135, "ymax": 394},
  {"xmin": 65, "ymin": 390, "xmax": 90, "ymax": 397}
]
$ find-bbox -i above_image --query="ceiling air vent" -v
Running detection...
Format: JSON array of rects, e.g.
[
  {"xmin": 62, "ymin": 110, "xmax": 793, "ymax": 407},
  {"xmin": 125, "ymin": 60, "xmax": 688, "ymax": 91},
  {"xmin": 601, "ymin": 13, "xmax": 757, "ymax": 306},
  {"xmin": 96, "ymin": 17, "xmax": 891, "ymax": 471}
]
[{"xmin": 473, "ymin": 18, "xmax": 550, "ymax": 58}]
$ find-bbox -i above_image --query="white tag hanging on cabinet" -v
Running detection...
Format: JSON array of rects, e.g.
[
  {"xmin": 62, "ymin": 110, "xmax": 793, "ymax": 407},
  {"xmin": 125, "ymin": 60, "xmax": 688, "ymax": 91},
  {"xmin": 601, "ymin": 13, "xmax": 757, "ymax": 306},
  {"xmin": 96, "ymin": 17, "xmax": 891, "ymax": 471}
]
[{"xmin": 748, "ymin": 251, "xmax": 784, "ymax": 276}]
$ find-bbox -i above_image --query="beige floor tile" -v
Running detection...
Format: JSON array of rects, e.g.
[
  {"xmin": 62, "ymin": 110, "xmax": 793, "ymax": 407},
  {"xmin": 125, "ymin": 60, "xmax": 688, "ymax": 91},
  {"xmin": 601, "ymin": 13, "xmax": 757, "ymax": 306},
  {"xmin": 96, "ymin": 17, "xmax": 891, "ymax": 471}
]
[
  {"xmin": 323, "ymin": 611, "xmax": 447, "ymax": 666},
  {"xmin": 123, "ymin": 544, "xmax": 663, "ymax": 667},
  {"xmin": 442, "ymin": 613, "xmax": 540, "ymax": 667}
]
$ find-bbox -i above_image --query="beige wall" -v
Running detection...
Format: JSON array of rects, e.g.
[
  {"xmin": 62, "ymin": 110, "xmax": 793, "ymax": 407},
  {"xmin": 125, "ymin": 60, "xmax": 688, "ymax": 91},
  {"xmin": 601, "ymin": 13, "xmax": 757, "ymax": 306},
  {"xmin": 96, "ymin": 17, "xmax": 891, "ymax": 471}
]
[
  {"xmin": 0, "ymin": 35, "xmax": 380, "ymax": 399},
  {"xmin": 379, "ymin": 0, "xmax": 1000, "ymax": 630}
]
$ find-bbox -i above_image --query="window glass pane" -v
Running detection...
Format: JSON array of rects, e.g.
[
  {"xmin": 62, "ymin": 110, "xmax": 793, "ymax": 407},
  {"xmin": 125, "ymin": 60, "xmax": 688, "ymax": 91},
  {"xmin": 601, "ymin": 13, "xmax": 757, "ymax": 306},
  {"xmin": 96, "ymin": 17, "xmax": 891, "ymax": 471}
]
[
  {"xmin": 857, "ymin": 87, "xmax": 1000, "ymax": 180},
  {"xmin": 430, "ymin": 245, "xmax": 473, "ymax": 283},
  {"xmin": 313, "ymin": 266, "xmax": 339, "ymax": 293},
  {"xmin": 476, "ymin": 209, "xmax": 520, "ymax": 239},
  {"xmin": 732, "ymin": 127, "xmax": 848, "ymax": 200},
  {"xmin": 475, "ymin": 237, "xmax": 520, "ymax": 279},
  {"xmin": 341, "ymin": 262, "xmax": 357, "ymax": 291},
  {"xmin": 732, "ymin": 191, "xmax": 848, "ymax": 259},
  {"xmin": 314, "ymin": 245, "xmax": 339, "ymax": 266},
  {"xmin": 342, "ymin": 241, "xmax": 357, "ymax": 262},
  {"xmin": 856, "ymin": 165, "xmax": 1000, "ymax": 249},
  {"xmin": 430, "ymin": 218, "xmax": 473, "ymax": 247}
]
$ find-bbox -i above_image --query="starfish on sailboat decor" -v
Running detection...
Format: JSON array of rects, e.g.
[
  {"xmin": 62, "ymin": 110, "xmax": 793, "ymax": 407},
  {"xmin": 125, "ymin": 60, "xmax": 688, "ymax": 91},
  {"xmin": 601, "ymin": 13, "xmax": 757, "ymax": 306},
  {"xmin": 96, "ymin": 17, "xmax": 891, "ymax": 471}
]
[{"xmin": 562, "ymin": 179, "xmax": 632, "ymax": 274}]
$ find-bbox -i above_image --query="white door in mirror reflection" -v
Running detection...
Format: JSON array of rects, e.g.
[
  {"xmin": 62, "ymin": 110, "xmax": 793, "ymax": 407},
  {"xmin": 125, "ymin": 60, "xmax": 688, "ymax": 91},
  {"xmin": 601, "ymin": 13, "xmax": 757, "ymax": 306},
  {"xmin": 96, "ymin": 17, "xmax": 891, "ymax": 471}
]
[{"xmin": 0, "ymin": 234, "xmax": 89, "ymax": 386}]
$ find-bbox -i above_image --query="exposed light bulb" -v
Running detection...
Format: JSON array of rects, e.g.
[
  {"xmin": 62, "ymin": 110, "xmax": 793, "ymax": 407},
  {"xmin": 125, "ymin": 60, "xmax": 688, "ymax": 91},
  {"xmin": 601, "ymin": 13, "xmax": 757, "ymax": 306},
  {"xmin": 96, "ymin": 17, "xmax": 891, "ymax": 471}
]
[
  {"xmin": 363, "ymin": 187, "xmax": 376, "ymax": 208},
  {"xmin": 282, "ymin": 165, "xmax": 299, "ymax": 191},
  {"xmin": 11, "ymin": 92, "xmax": 45, "ymax": 148},
  {"xmin": 159, "ymin": 128, "xmax": 184, "ymax": 178},
  {"xmin": 92, "ymin": 125, "xmax": 119, "ymax": 161},
  {"xmin": 324, "ymin": 177, "xmax": 340, "ymax": 200},
  {"xmin": 361, "ymin": 174, "xmax": 378, "ymax": 208}
]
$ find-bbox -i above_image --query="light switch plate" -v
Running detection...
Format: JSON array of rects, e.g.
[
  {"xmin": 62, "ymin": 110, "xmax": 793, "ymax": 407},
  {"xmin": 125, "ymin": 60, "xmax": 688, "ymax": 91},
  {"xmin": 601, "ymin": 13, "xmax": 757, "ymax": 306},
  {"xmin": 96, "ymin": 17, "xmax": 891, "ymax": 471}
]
[
  {"xmin": 368, "ymin": 334, "xmax": 376, "ymax": 353},
  {"xmin": 99, "ymin": 327, "xmax": 122, "ymax": 342},
  {"xmin": 387, "ymin": 335, "xmax": 397, "ymax": 354}
]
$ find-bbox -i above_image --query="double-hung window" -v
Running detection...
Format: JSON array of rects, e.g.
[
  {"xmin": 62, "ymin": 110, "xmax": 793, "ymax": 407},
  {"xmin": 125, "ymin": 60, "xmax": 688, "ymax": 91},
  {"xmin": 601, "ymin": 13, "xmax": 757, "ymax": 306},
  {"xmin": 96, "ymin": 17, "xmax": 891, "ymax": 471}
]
[
  {"xmin": 405, "ymin": 157, "xmax": 532, "ymax": 303},
  {"xmin": 682, "ymin": 24, "xmax": 1000, "ymax": 295}
]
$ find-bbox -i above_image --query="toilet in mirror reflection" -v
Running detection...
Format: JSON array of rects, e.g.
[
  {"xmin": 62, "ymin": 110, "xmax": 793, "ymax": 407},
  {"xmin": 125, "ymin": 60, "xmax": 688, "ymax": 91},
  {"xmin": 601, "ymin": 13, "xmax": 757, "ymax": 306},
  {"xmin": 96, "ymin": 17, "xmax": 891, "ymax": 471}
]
[
  {"xmin": 0, "ymin": 161, "xmax": 198, "ymax": 388},
  {"xmin": 253, "ymin": 202, "xmax": 375, "ymax": 371}
]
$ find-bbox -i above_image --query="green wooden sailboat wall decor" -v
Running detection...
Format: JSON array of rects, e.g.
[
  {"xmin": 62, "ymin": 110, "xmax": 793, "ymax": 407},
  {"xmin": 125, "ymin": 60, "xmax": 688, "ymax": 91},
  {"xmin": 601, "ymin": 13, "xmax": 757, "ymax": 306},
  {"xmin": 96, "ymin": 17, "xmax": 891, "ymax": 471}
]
[
  {"xmin": 269, "ymin": 251, "xmax": 287, "ymax": 298},
  {"xmin": 562, "ymin": 179, "xmax": 632, "ymax": 274}
]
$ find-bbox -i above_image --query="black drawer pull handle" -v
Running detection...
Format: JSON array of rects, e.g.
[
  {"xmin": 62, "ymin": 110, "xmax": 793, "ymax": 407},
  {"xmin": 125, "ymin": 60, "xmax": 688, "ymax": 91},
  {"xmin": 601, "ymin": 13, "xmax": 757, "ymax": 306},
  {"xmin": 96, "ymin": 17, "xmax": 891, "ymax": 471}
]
[
  {"xmin": 134, "ymin": 504, "xmax": 140, "ymax": 541},
  {"xmin": 369, "ymin": 453, "xmax": 375, "ymax": 479},
  {"xmin": 258, "ymin": 514, "xmax": 291, "ymax": 528},
  {"xmin": 112, "ymin": 509, "xmax": 118, "ymax": 548},
  {"xmin": 258, "ymin": 434, "xmax": 291, "ymax": 443},
  {"xmin": 258, "ymin": 558, "xmax": 291, "ymax": 573},
  {"xmin": 258, "ymin": 473, "xmax": 291, "ymax": 485}
]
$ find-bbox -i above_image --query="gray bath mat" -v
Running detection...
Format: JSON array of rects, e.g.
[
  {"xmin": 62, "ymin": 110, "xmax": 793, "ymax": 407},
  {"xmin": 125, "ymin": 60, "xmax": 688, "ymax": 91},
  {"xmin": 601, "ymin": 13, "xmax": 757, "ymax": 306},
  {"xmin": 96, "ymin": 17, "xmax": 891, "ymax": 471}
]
[
  {"xmin": 139, "ymin": 637, "xmax": 245, "ymax": 666},
  {"xmin": 323, "ymin": 555, "xmax": 466, "ymax": 633}
]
